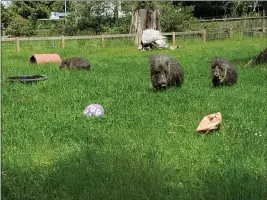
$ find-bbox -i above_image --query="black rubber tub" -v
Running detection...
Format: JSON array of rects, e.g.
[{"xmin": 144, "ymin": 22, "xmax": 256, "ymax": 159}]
[{"xmin": 7, "ymin": 75, "xmax": 48, "ymax": 84}]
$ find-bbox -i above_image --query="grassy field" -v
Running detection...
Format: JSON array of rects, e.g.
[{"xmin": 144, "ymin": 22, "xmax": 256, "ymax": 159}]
[{"xmin": 1, "ymin": 35, "xmax": 267, "ymax": 200}]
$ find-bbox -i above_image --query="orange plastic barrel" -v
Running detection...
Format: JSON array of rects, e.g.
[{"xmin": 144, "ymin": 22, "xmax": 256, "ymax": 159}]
[{"xmin": 30, "ymin": 54, "xmax": 61, "ymax": 65}]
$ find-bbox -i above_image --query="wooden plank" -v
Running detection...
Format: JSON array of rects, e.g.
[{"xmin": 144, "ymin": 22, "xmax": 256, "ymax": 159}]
[
  {"xmin": 1, "ymin": 27, "xmax": 265, "ymax": 43},
  {"xmin": 16, "ymin": 37, "xmax": 20, "ymax": 52},
  {"xmin": 229, "ymin": 27, "xmax": 233, "ymax": 37},
  {"xmin": 199, "ymin": 16, "xmax": 266, "ymax": 22},
  {"xmin": 207, "ymin": 32, "xmax": 229, "ymax": 36},
  {"xmin": 20, "ymin": 36, "xmax": 61, "ymax": 41},
  {"xmin": 64, "ymin": 33, "xmax": 138, "ymax": 40},
  {"xmin": 162, "ymin": 30, "xmax": 202, "ymax": 36},
  {"xmin": 1, "ymin": 38, "xmax": 16, "ymax": 41},
  {"xmin": 206, "ymin": 27, "xmax": 230, "ymax": 32},
  {"xmin": 2, "ymin": 34, "xmax": 138, "ymax": 42},
  {"xmin": 101, "ymin": 35, "xmax": 105, "ymax": 48},
  {"xmin": 61, "ymin": 36, "xmax": 65, "ymax": 49},
  {"xmin": 98, "ymin": 33, "xmax": 138, "ymax": 39},
  {"xmin": 64, "ymin": 35, "xmax": 102, "ymax": 40},
  {"xmin": 172, "ymin": 32, "xmax": 176, "ymax": 46},
  {"xmin": 202, "ymin": 30, "xmax": 206, "ymax": 42},
  {"xmin": 2, "ymin": 36, "xmax": 61, "ymax": 41}
]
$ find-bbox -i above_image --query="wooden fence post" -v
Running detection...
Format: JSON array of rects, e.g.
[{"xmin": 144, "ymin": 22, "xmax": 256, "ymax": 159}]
[
  {"xmin": 229, "ymin": 27, "xmax": 233, "ymax": 38},
  {"xmin": 61, "ymin": 36, "xmax": 65, "ymax": 49},
  {"xmin": 172, "ymin": 32, "xmax": 176, "ymax": 46},
  {"xmin": 15, "ymin": 37, "xmax": 20, "ymax": 52},
  {"xmin": 137, "ymin": 32, "xmax": 142, "ymax": 46},
  {"xmin": 263, "ymin": 10, "xmax": 266, "ymax": 33},
  {"xmin": 101, "ymin": 35, "xmax": 105, "ymax": 48},
  {"xmin": 202, "ymin": 29, "xmax": 206, "ymax": 42}
]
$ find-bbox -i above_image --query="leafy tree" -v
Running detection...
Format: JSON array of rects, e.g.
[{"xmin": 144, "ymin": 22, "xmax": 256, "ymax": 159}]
[
  {"xmin": 9, "ymin": 2, "xmax": 50, "ymax": 19},
  {"xmin": 158, "ymin": 2, "xmax": 199, "ymax": 32},
  {"xmin": 50, "ymin": 1, "xmax": 65, "ymax": 12},
  {"xmin": 1, "ymin": 3, "xmax": 14, "ymax": 28},
  {"xmin": 6, "ymin": 15, "xmax": 36, "ymax": 36},
  {"xmin": 60, "ymin": 1, "xmax": 130, "ymax": 35},
  {"xmin": 3, "ymin": 1, "xmax": 265, "ymax": 37},
  {"xmin": 61, "ymin": 2, "xmax": 94, "ymax": 35}
]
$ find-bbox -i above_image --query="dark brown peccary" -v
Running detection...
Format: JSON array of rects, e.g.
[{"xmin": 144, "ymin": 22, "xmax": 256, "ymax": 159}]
[
  {"xmin": 59, "ymin": 57, "xmax": 90, "ymax": 70},
  {"xmin": 211, "ymin": 58, "xmax": 237, "ymax": 87},
  {"xmin": 254, "ymin": 47, "xmax": 267, "ymax": 64},
  {"xmin": 149, "ymin": 54, "xmax": 184, "ymax": 90}
]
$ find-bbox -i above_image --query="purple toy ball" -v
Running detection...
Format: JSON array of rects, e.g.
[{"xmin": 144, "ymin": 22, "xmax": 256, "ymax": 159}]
[{"xmin": 83, "ymin": 104, "xmax": 104, "ymax": 117}]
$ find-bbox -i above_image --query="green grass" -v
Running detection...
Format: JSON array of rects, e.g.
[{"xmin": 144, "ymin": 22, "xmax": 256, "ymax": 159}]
[{"xmin": 2, "ymin": 36, "xmax": 267, "ymax": 200}]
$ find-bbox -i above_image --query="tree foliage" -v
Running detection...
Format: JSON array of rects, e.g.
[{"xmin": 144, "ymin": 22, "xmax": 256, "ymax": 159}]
[
  {"xmin": 59, "ymin": 2, "xmax": 131, "ymax": 35},
  {"xmin": 2, "ymin": 1, "xmax": 50, "ymax": 36},
  {"xmin": 158, "ymin": 2, "xmax": 199, "ymax": 32},
  {"xmin": 1, "ymin": 1, "xmax": 266, "ymax": 37},
  {"xmin": 50, "ymin": 1, "xmax": 65, "ymax": 13},
  {"xmin": 1, "ymin": 3, "xmax": 14, "ymax": 27},
  {"xmin": 9, "ymin": 2, "xmax": 50, "ymax": 19},
  {"xmin": 6, "ymin": 15, "xmax": 36, "ymax": 36}
]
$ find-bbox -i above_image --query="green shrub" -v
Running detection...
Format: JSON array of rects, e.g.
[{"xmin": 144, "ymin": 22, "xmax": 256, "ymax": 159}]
[
  {"xmin": 158, "ymin": 2, "xmax": 200, "ymax": 32},
  {"xmin": 6, "ymin": 16, "xmax": 36, "ymax": 37}
]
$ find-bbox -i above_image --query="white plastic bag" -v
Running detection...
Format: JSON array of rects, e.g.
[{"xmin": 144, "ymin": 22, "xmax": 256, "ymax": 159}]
[{"xmin": 141, "ymin": 29, "xmax": 166, "ymax": 44}]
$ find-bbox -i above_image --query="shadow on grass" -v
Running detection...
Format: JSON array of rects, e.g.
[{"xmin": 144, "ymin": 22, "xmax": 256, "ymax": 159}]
[
  {"xmin": 2, "ymin": 145, "xmax": 170, "ymax": 200},
  {"xmin": 2, "ymin": 143, "xmax": 267, "ymax": 200}
]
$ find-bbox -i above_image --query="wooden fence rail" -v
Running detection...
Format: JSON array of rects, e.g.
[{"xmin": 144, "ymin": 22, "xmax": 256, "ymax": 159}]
[
  {"xmin": 1, "ymin": 33, "xmax": 139, "ymax": 42},
  {"xmin": 161, "ymin": 30, "xmax": 203, "ymax": 36},
  {"xmin": 199, "ymin": 16, "xmax": 267, "ymax": 22},
  {"xmin": 2, "ymin": 27, "xmax": 266, "ymax": 52},
  {"xmin": 1, "ymin": 30, "xmax": 207, "ymax": 52},
  {"xmin": 199, "ymin": 14, "xmax": 266, "ymax": 32}
]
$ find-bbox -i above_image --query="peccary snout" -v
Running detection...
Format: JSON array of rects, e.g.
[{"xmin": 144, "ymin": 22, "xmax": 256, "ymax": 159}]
[
  {"xmin": 213, "ymin": 66, "xmax": 220, "ymax": 77},
  {"xmin": 211, "ymin": 58, "xmax": 237, "ymax": 87},
  {"xmin": 158, "ymin": 73, "xmax": 168, "ymax": 89},
  {"xmin": 149, "ymin": 54, "xmax": 184, "ymax": 91}
]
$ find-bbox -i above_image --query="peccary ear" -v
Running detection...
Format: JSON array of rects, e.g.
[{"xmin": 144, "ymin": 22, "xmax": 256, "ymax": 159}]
[{"xmin": 211, "ymin": 59, "xmax": 216, "ymax": 65}]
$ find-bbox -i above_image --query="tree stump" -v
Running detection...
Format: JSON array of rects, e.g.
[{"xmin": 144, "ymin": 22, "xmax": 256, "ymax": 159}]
[
  {"xmin": 130, "ymin": 9, "xmax": 160, "ymax": 33},
  {"xmin": 130, "ymin": 8, "xmax": 160, "ymax": 44}
]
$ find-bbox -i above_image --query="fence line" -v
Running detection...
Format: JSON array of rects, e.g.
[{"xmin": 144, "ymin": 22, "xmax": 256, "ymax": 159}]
[
  {"xmin": 199, "ymin": 13, "xmax": 266, "ymax": 31},
  {"xmin": 1, "ymin": 31, "xmax": 204, "ymax": 42},
  {"xmin": 199, "ymin": 16, "xmax": 267, "ymax": 22},
  {"xmin": 1, "ymin": 33, "xmax": 139, "ymax": 42},
  {"xmin": 2, "ymin": 27, "xmax": 266, "ymax": 52},
  {"xmin": 1, "ymin": 30, "xmax": 206, "ymax": 52}
]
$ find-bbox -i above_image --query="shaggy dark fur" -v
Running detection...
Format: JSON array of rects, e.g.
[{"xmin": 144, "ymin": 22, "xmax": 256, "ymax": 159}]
[
  {"xmin": 149, "ymin": 54, "xmax": 184, "ymax": 90},
  {"xmin": 211, "ymin": 58, "xmax": 237, "ymax": 87},
  {"xmin": 141, "ymin": 41, "xmax": 157, "ymax": 51},
  {"xmin": 255, "ymin": 47, "xmax": 267, "ymax": 64},
  {"xmin": 59, "ymin": 57, "xmax": 90, "ymax": 70}
]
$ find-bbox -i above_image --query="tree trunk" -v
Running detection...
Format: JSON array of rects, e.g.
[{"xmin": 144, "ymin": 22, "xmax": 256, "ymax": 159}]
[
  {"xmin": 130, "ymin": 8, "xmax": 160, "ymax": 44},
  {"xmin": 130, "ymin": 8, "xmax": 160, "ymax": 33}
]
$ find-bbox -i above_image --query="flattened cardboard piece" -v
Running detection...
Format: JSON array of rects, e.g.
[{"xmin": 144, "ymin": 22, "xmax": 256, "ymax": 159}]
[{"xmin": 196, "ymin": 112, "xmax": 222, "ymax": 133}]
